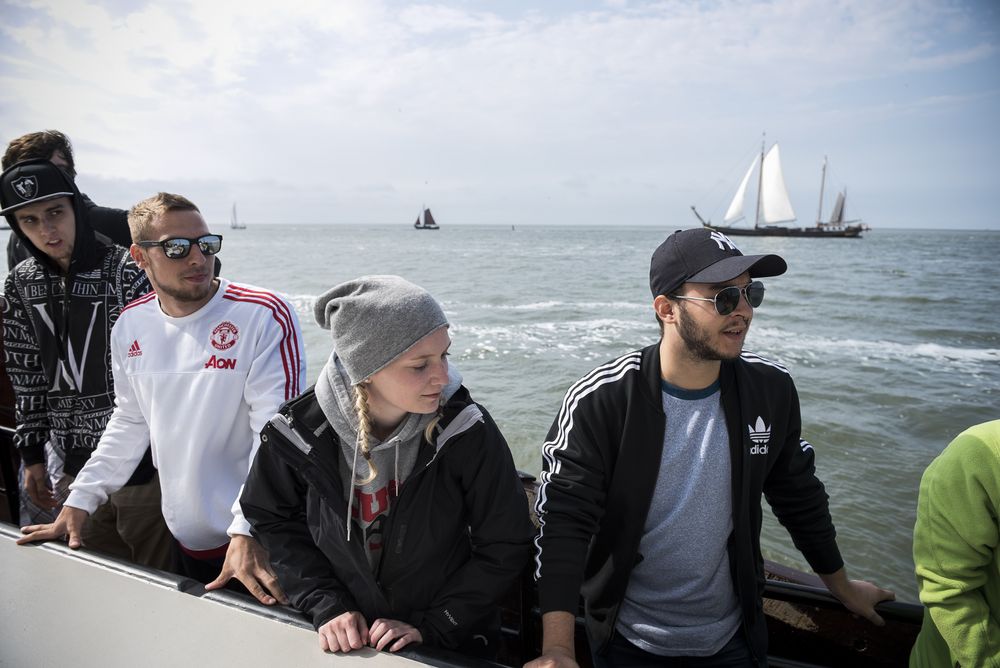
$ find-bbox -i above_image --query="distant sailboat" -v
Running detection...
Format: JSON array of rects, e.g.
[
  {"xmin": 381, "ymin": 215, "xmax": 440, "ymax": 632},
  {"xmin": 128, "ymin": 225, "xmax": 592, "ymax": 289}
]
[
  {"xmin": 691, "ymin": 139, "xmax": 865, "ymax": 238},
  {"xmin": 816, "ymin": 156, "xmax": 867, "ymax": 231},
  {"xmin": 413, "ymin": 207, "xmax": 439, "ymax": 230},
  {"xmin": 230, "ymin": 203, "xmax": 246, "ymax": 230}
]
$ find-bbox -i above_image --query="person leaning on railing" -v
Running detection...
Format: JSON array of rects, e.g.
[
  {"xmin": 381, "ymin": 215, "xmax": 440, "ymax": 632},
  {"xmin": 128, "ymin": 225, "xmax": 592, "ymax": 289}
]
[{"xmin": 241, "ymin": 275, "xmax": 535, "ymax": 659}]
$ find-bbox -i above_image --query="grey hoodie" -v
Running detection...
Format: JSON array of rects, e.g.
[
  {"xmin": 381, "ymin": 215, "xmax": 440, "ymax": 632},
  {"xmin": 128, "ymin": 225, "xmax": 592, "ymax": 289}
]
[{"xmin": 314, "ymin": 352, "xmax": 462, "ymax": 569}]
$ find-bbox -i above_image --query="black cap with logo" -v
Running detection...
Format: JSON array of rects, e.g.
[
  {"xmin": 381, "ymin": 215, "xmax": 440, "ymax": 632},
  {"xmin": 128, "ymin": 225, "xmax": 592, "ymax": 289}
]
[
  {"xmin": 650, "ymin": 228, "xmax": 787, "ymax": 297},
  {"xmin": 1, "ymin": 159, "xmax": 75, "ymax": 216}
]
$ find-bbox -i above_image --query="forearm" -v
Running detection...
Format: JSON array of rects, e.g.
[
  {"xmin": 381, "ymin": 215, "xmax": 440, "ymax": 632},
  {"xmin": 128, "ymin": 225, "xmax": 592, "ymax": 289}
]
[
  {"xmin": 818, "ymin": 567, "xmax": 850, "ymax": 596},
  {"xmin": 819, "ymin": 566, "xmax": 895, "ymax": 626},
  {"xmin": 541, "ymin": 611, "xmax": 577, "ymax": 658},
  {"xmin": 65, "ymin": 416, "xmax": 148, "ymax": 512}
]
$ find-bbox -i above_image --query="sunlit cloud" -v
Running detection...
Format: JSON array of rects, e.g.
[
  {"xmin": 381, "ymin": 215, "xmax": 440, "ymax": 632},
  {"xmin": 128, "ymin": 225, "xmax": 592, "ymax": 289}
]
[{"xmin": 0, "ymin": 0, "xmax": 996, "ymax": 227}]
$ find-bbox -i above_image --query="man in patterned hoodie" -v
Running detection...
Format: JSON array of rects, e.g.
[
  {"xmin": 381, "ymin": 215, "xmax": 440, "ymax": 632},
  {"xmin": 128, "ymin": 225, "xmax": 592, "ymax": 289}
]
[{"xmin": 1, "ymin": 158, "xmax": 173, "ymax": 569}]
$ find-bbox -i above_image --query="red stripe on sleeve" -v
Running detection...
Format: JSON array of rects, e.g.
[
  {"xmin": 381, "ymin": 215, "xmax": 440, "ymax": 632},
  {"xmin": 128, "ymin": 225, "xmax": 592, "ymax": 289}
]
[{"xmin": 222, "ymin": 286, "xmax": 301, "ymax": 398}]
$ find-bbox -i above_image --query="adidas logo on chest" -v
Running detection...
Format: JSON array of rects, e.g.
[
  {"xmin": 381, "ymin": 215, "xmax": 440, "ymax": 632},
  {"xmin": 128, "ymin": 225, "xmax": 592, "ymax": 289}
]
[{"xmin": 749, "ymin": 417, "xmax": 771, "ymax": 455}]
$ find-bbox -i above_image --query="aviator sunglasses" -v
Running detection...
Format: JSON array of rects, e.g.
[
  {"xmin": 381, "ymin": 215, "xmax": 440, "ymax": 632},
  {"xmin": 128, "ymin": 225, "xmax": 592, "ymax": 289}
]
[
  {"xmin": 136, "ymin": 234, "xmax": 223, "ymax": 259},
  {"xmin": 670, "ymin": 281, "xmax": 765, "ymax": 315}
]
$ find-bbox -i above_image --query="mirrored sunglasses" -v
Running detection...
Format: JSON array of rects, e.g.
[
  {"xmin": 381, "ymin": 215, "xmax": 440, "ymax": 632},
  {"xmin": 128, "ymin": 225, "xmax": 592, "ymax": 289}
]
[
  {"xmin": 137, "ymin": 234, "xmax": 223, "ymax": 259},
  {"xmin": 671, "ymin": 281, "xmax": 765, "ymax": 315}
]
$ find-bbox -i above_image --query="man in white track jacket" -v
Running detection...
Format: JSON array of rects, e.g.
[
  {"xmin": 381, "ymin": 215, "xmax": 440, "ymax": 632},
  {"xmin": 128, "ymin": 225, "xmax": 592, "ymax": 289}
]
[{"xmin": 18, "ymin": 192, "xmax": 305, "ymax": 606}]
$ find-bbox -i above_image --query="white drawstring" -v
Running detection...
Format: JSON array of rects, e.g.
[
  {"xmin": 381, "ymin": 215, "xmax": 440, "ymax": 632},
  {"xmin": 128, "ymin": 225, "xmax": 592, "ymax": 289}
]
[
  {"xmin": 346, "ymin": 435, "xmax": 361, "ymax": 542},
  {"xmin": 394, "ymin": 442, "xmax": 401, "ymax": 489}
]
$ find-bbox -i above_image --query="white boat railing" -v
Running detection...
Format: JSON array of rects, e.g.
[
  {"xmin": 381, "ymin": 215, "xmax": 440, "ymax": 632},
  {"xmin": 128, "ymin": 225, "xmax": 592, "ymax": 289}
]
[{"xmin": 0, "ymin": 522, "xmax": 505, "ymax": 667}]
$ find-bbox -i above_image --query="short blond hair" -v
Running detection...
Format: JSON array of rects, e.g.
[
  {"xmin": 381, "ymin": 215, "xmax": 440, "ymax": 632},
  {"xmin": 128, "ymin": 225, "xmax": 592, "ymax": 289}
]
[{"xmin": 128, "ymin": 192, "xmax": 199, "ymax": 241}]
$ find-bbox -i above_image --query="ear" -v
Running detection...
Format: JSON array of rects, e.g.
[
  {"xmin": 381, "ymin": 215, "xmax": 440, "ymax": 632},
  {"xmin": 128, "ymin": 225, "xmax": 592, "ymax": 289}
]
[
  {"xmin": 653, "ymin": 295, "xmax": 678, "ymax": 324},
  {"xmin": 130, "ymin": 244, "xmax": 147, "ymax": 269}
]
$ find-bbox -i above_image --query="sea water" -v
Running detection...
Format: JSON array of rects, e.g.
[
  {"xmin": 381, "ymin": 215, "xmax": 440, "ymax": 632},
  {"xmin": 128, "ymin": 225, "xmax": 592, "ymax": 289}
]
[{"xmin": 3, "ymin": 224, "xmax": 997, "ymax": 602}]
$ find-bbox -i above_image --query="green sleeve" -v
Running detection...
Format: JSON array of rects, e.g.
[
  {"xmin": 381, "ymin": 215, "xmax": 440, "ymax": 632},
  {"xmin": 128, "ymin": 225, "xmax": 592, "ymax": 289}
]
[{"xmin": 913, "ymin": 426, "xmax": 1000, "ymax": 667}]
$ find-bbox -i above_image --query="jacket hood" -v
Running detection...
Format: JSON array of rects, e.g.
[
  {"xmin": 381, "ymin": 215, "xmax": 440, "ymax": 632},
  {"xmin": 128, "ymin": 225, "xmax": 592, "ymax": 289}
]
[
  {"xmin": 314, "ymin": 351, "xmax": 463, "ymax": 547},
  {"xmin": 1, "ymin": 158, "xmax": 103, "ymax": 274},
  {"xmin": 316, "ymin": 352, "xmax": 463, "ymax": 449}
]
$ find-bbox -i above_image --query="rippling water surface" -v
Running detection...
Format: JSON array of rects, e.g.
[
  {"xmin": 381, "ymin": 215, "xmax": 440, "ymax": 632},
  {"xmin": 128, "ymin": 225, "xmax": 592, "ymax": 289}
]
[{"xmin": 4, "ymin": 224, "xmax": 998, "ymax": 602}]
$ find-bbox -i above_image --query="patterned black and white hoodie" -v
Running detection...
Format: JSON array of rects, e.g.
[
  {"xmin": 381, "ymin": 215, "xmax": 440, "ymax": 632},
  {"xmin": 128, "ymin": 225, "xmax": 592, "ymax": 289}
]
[{"xmin": 2, "ymin": 165, "xmax": 152, "ymax": 478}]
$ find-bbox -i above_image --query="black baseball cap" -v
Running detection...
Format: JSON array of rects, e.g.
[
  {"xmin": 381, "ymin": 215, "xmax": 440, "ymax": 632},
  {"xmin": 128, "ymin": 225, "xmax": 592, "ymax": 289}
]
[
  {"xmin": 1, "ymin": 159, "xmax": 75, "ymax": 216},
  {"xmin": 650, "ymin": 228, "xmax": 787, "ymax": 297}
]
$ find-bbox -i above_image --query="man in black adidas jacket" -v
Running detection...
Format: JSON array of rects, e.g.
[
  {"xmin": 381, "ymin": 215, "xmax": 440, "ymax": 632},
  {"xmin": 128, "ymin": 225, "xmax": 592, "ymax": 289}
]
[{"xmin": 527, "ymin": 228, "xmax": 894, "ymax": 667}]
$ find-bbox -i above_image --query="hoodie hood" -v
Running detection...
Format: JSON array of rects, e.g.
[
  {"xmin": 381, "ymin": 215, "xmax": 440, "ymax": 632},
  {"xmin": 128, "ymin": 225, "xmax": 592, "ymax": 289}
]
[
  {"xmin": 1, "ymin": 158, "xmax": 104, "ymax": 274},
  {"xmin": 314, "ymin": 351, "xmax": 462, "ymax": 564}
]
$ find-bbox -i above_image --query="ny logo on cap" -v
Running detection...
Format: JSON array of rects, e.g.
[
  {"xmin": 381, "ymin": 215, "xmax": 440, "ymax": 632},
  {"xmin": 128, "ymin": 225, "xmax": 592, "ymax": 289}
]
[
  {"xmin": 709, "ymin": 230, "xmax": 739, "ymax": 252},
  {"xmin": 12, "ymin": 176, "xmax": 38, "ymax": 201}
]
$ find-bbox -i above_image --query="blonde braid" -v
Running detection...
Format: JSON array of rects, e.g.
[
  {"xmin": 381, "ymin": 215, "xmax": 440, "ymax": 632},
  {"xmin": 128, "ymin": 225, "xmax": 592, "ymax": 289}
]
[
  {"xmin": 353, "ymin": 384, "xmax": 378, "ymax": 485},
  {"xmin": 423, "ymin": 405, "xmax": 444, "ymax": 444}
]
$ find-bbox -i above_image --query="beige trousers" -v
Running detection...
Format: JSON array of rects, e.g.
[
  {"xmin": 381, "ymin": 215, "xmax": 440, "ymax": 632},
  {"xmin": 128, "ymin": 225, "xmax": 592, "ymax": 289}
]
[{"xmin": 75, "ymin": 471, "xmax": 176, "ymax": 571}]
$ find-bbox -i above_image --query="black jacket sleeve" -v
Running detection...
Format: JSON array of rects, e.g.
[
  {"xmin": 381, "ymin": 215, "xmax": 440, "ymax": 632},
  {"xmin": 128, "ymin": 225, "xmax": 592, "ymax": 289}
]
[
  {"xmin": 762, "ymin": 379, "xmax": 843, "ymax": 575},
  {"xmin": 533, "ymin": 378, "xmax": 615, "ymax": 615},
  {"xmin": 414, "ymin": 408, "xmax": 536, "ymax": 648},
  {"xmin": 2, "ymin": 271, "xmax": 49, "ymax": 466},
  {"xmin": 241, "ymin": 429, "xmax": 360, "ymax": 630}
]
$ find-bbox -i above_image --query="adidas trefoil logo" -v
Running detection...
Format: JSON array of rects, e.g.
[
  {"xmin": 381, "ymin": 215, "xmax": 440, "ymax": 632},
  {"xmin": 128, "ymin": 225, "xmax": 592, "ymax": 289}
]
[
  {"xmin": 748, "ymin": 416, "xmax": 770, "ymax": 455},
  {"xmin": 127, "ymin": 339, "xmax": 142, "ymax": 358}
]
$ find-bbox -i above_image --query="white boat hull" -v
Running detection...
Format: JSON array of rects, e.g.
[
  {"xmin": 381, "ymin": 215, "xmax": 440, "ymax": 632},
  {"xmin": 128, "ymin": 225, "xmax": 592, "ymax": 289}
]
[{"xmin": 0, "ymin": 523, "xmax": 435, "ymax": 667}]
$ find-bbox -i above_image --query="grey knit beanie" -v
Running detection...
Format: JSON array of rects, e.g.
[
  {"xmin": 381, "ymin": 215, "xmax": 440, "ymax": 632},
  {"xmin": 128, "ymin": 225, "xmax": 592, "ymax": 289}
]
[{"xmin": 314, "ymin": 275, "xmax": 449, "ymax": 384}]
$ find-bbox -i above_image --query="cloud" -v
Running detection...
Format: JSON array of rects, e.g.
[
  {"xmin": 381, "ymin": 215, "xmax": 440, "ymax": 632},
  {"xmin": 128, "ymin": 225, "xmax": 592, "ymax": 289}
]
[{"xmin": 1, "ymin": 0, "xmax": 997, "ymax": 227}]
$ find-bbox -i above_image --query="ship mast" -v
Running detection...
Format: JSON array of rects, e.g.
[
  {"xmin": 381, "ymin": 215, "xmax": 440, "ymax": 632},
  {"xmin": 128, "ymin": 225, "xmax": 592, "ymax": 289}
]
[
  {"xmin": 753, "ymin": 133, "xmax": 765, "ymax": 229},
  {"xmin": 816, "ymin": 156, "xmax": 828, "ymax": 225}
]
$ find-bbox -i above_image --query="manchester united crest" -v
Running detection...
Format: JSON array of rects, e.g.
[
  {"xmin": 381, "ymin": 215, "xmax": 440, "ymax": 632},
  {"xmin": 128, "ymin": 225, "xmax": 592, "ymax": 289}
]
[{"xmin": 210, "ymin": 321, "xmax": 239, "ymax": 350}]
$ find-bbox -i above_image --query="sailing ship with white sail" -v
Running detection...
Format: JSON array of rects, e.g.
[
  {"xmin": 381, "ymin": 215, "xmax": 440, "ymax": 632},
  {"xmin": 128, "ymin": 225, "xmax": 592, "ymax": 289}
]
[{"xmin": 691, "ymin": 140, "xmax": 866, "ymax": 238}]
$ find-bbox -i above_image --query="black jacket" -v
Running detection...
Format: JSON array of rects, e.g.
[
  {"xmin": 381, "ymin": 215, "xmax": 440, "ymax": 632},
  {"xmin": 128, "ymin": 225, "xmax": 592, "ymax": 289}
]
[
  {"xmin": 2, "ymin": 162, "xmax": 153, "ymax": 479},
  {"xmin": 533, "ymin": 343, "xmax": 844, "ymax": 663},
  {"xmin": 241, "ymin": 385, "xmax": 536, "ymax": 651}
]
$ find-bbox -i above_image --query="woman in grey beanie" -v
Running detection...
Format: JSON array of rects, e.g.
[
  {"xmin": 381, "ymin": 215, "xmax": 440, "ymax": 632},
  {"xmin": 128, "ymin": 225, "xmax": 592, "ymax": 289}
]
[{"xmin": 241, "ymin": 275, "xmax": 535, "ymax": 660}]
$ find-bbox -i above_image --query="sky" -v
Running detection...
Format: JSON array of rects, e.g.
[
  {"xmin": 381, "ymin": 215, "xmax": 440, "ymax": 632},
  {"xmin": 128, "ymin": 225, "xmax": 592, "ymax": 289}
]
[{"xmin": 1, "ymin": 0, "xmax": 998, "ymax": 229}]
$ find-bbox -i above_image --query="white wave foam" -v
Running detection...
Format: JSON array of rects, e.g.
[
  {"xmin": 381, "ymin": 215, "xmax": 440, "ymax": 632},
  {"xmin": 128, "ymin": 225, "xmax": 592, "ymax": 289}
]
[
  {"xmin": 751, "ymin": 326, "xmax": 1000, "ymax": 369},
  {"xmin": 286, "ymin": 296, "xmax": 997, "ymax": 373},
  {"xmin": 483, "ymin": 301, "xmax": 647, "ymax": 312},
  {"xmin": 286, "ymin": 294, "xmax": 317, "ymax": 316},
  {"xmin": 285, "ymin": 294, "xmax": 645, "ymax": 315}
]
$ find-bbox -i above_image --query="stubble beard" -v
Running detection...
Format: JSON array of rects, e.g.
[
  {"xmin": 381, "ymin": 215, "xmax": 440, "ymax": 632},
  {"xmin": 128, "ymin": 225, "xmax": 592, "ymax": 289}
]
[
  {"xmin": 148, "ymin": 266, "xmax": 214, "ymax": 305},
  {"xmin": 160, "ymin": 280, "xmax": 213, "ymax": 304},
  {"xmin": 676, "ymin": 303, "xmax": 744, "ymax": 362}
]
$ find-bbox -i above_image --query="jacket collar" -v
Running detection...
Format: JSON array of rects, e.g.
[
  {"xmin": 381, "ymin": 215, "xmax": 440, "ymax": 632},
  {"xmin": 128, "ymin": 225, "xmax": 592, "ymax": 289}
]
[{"xmin": 642, "ymin": 341, "xmax": 739, "ymax": 403}]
